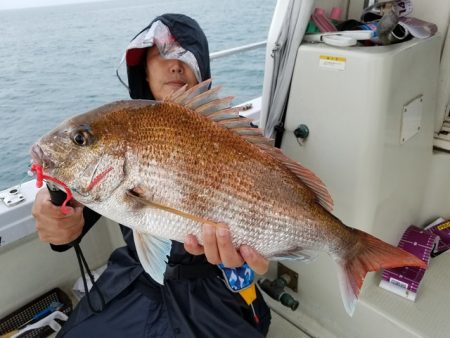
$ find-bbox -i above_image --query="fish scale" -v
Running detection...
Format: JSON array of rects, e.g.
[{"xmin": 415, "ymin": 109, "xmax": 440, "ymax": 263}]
[{"xmin": 31, "ymin": 80, "xmax": 427, "ymax": 317}]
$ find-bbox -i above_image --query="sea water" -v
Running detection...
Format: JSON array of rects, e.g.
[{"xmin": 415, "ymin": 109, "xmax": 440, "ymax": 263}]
[{"xmin": 0, "ymin": 0, "xmax": 275, "ymax": 190}]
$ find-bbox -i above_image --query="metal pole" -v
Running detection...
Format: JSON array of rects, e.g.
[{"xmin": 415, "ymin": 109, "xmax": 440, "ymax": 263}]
[{"xmin": 210, "ymin": 41, "xmax": 267, "ymax": 60}]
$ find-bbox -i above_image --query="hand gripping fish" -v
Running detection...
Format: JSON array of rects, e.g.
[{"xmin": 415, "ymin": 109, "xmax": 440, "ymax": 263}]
[{"xmin": 30, "ymin": 79, "xmax": 425, "ymax": 316}]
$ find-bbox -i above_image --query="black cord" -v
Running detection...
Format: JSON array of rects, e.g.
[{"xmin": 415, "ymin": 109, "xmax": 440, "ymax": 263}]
[
  {"xmin": 46, "ymin": 184, "xmax": 105, "ymax": 313},
  {"xmin": 73, "ymin": 243, "xmax": 105, "ymax": 313}
]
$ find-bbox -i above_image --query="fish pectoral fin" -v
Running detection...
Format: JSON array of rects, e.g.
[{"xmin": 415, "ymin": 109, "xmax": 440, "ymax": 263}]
[
  {"xmin": 126, "ymin": 188, "xmax": 221, "ymax": 227},
  {"xmin": 270, "ymin": 247, "xmax": 319, "ymax": 262},
  {"xmin": 133, "ymin": 231, "xmax": 172, "ymax": 285}
]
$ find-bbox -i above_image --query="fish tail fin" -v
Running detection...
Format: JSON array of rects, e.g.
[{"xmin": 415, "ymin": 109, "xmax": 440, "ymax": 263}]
[{"xmin": 334, "ymin": 229, "xmax": 426, "ymax": 316}]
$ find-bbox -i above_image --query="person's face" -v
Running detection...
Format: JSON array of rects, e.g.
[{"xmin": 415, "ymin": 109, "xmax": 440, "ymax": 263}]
[{"xmin": 145, "ymin": 46, "xmax": 199, "ymax": 100}]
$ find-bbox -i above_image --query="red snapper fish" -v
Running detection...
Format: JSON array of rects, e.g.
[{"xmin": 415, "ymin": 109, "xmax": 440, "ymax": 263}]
[{"xmin": 30, "ymin": 80, "xmax": 426, "ymax": 316}]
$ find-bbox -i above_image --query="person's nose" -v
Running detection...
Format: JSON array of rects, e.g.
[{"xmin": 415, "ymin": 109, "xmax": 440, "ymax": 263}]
[{"xmin": 169, "ymin": 60, "xmax": 184, "ymax": 74}]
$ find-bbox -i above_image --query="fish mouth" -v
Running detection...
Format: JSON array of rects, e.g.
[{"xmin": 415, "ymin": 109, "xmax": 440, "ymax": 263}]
[{"xmin": 30, "ymin": 144, "xmax": 55, "ymax": 170}]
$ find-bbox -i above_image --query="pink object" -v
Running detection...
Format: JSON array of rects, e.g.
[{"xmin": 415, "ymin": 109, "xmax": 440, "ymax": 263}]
[
  {"xmin": 314, "ymin": 7, "xmax": 325, "ymax": 16},
  {"xmin": 329, "ymin": 7, "xmax": 342, "ymax": 21},
  {"xmin": 312, "ymin": 8, "xmax": 337, "ymax": 32}
]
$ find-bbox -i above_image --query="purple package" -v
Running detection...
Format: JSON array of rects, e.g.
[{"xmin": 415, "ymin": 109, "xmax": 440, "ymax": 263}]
[
  {"xmin": 379, "ymin": 225, "xmax": 439, "ymax": 301},
  {"xmin": 425, "ymin": 219, "xmax": 450, "ymax": 256}
]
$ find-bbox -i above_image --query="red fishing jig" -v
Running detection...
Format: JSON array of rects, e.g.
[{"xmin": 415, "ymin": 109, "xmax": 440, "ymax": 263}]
[{"xmin": 30, "ymin": 163, "xmax": 73, "ymax": 215}]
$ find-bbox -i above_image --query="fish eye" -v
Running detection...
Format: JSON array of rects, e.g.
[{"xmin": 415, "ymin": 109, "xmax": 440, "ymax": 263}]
[
  {"xmin": 71, "ymin": 125, "xmax": 94, "ymax": 147},
  {"xmin": 73, "ymin": 133, "xmax": 87, "ymax": 146}
]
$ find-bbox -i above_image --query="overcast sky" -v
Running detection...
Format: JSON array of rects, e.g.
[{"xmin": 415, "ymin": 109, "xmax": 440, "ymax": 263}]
[{"xmin": 0, "ymin": 0, "xmax": 104, "ymax": 10}]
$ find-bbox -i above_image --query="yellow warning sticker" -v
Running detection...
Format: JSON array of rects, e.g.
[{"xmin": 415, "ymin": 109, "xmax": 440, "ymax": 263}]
[
  {"xmin": 437, "ymin": 221, "xmax": 450, "ymax": 231},
  {"xmin": 319, "ymin": 55, "xmax": 346, "ymax": 70}
]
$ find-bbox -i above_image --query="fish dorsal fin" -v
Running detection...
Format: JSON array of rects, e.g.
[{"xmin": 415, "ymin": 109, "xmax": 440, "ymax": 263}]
[
  {"xmin": 195, "ymin": 97, "xmax": 235, "ymax": 115},
  {"xmin": 257, "ymin": 144, "xmax": 334, "ymax": 212},
  {"xmin": 217, "ymin": 117, "xmax": 254, "ymax": 128},
  {"xmin": 165, "ymin": 79, "xmax": 212, "ymax": 105},
  {"xmin": 185, "ymin": 85, "xmax": 222, "ymax": 110},
  {"xmin": 165, "ymin": 80, "xmax": 334, "ymax": 212}
]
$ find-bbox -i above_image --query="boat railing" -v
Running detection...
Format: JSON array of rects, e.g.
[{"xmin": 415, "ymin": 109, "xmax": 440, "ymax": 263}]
[
  {"xmin": 212, "ymin": 41, "xmax": 267, "ymax": 121},
  {"xmin": 210, "ymin": 41, "xmax": 266, "ymax": 60}
]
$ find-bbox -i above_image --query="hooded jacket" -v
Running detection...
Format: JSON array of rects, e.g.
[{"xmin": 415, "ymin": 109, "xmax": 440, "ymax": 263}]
[{"xmin": 126, "ymin": 13, "xmax": 211, "ymax": 99}]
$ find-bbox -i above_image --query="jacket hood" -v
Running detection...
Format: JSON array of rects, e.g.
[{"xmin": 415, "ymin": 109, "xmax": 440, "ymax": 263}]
[{"xmin": 125, "ymin": 13, "xmax": 211, "ymax": 99}]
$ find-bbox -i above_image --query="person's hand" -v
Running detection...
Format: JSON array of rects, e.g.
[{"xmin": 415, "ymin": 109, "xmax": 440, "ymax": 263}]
[
  {"xmin": 184, "ymin": 223, "xmax": 269, "ymax": 275},
  {"xmin": 32, "ymin": 188, "xmax": 85, "ymax": 245}
]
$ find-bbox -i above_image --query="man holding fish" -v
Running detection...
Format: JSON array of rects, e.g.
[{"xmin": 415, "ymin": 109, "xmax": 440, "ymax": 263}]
[
  {"xmin": 30, "ymin": 8, "xmax": 426, "ymax": 338},
  {"xmin": 32, "ymin": 13, "xmax": 272, "ymax": 337}
]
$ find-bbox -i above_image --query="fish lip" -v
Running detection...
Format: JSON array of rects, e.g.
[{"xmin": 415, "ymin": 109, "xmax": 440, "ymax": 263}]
[{"xmin": 30, "ymin": 144, "xmax": 55, "ymax": 170}]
